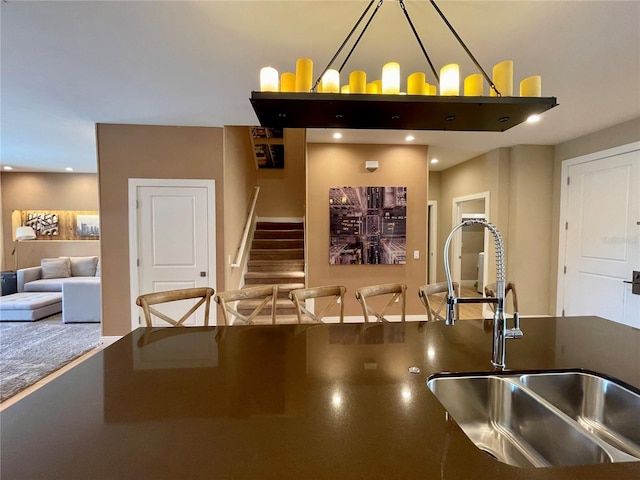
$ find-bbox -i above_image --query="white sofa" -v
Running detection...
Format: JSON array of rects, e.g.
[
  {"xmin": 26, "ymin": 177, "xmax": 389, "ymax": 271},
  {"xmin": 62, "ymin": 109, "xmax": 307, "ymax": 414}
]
[{"xmin": 17, "ymin": 256, "xmax": 101, "ymax": 323}]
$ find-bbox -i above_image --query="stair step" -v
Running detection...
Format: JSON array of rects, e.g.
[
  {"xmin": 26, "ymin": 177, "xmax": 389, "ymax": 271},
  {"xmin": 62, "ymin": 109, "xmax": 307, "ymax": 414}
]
[
  {"xmin": 252, "ymin": 239, "xmax": 304, "ymax": 249},
  {"xmin": 244, "ymin": 272, "xmax": 305, "ymax": 285},
  {"xmin": 256, "ymin": 222, "xmax": 303, "ymax": 231},
  {"xmin": 247, "ymin": 259, "xmax": 305, "ymax": 272},
  {"xmin": 254, "ymin": 229, "xmax": 304, "ymax": 240},
  {"xmin": 245, "ymin": 271, "xmax": 305, "ymax": 279},
  {"xmin": 250, "ymin": 249, "xmax": 304, "ymax": 260},
  {"xmin": 240, "ymin": 283, "xmax": 304, "ymax": 298},
  {"xmin": 237, "ymin": 298, "xmax": 297, "ymax": 317}
]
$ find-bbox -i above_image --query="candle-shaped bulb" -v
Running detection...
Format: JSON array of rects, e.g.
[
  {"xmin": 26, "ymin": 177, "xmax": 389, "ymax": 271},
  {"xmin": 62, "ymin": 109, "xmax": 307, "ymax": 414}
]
[
  {"xmin": 322, "ymin": 69, "xmax": 340, "ymax": 93},
  {"xmin": 366, "ymin": 82, "xmax": 379, "ymax": 94},
  {"xmin": 520, "ymin": 75, "xmax": 541, "ymax": 97},
  {"xmin": 439, "ymin": 64, "xmax": 460, "ymax": 96},
  {"xmin": 260, "ymin": 67, "xmax": 279, "ymax": 92},
  {"xmin": 464, "ymin": 73, "xmax": 483, "ymax": 96},
  {"xmin": 492, "ymin": 60, "xmax": 513, "ymax": 96},
  {"xmin": 280, "ymin": 72, "xmax": 295, "ymax": 93},
  {"xmin": 407, "ymin": 72, "xmax": 426, "ymax": 95},
  {"xmin": 382, "ymin": 62, "xmax": 400, "ymax": 94},
  {"xmin": 295, "ymin": 58, "xmax": 313, "ymax": 92},
  {"xmin": 349, "ymin": 71, "xmax": 367, "ymax": 94}
]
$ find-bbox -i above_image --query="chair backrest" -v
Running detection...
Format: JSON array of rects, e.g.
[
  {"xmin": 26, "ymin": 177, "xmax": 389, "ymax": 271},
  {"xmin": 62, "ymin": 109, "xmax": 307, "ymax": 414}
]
[
  {"xmin": 135, "ymin": 287, "xmax": 215, "ymax": 327},
  {"xmin": 484, "ymin": 281, "xmax": 519, "ymax": 313},
  {"xmin": 289, "ymin": 285, "xmax": 346, "ymax": 324},
  {"xmin": 215, "ymin": 285, "xmax": 278, "ymax": 326},
  {"xmin": 418, "ymin": 282, "xmax": 460, "ymax": 321},
  {"xmin": 355, "ymin": 283, "xmax": 407, "ymax": 322}
]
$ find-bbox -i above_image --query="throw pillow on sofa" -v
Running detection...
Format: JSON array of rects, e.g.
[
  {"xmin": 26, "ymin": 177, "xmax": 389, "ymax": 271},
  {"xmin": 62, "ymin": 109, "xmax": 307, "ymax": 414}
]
[
  {"xmin": 69, "ymin": 256, "xmax": 99, "ymax": 277},
  {"xmin": 41, "ymin": 257, "xmax": 71, "ymax": 279}
]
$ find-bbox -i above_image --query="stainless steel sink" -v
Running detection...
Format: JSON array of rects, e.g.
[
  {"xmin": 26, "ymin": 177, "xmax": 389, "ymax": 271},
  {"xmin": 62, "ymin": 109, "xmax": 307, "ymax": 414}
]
[
  {"xmin": 427, "ymin": 370, "xmax": 640, "ymax": 468},
  {"xmin": 519, "ymin": 372, "xmax": 640, "ymax": 459}
]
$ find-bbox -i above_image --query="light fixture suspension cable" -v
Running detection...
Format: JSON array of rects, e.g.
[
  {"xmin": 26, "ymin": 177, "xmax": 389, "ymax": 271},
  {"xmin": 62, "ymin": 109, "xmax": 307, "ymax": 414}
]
[
  {"xmin": 428, "ymin": 0, "xmax": 500, "ymax": 95},
  {"xmin": 398, "ymin": 0, "xmax": 439, "ymax": 84},
  {"xmin": 312, "ymin": 0, "xmax": 379, "ymax": 92},
  {"xmin": 337, "ymin": 0, "xmax": 385, "ymax": 74},
  {"xmin": 313, "ymin": 0, "xmax": 502, "ymax": 96}
]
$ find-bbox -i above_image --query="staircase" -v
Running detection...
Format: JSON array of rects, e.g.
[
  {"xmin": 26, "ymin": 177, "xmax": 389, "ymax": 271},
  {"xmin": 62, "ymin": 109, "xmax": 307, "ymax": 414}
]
[{"xmin": 240, "ymin": 221, "xmax": 305, "ymax": 322}]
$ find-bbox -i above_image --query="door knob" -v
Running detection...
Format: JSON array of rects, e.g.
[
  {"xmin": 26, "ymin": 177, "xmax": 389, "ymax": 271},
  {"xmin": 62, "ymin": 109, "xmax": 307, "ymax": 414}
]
[
  {"xmin": 623, "ymin": 271, "xmax": 640, "ymax": 295},
  {"xmin": 200, "ymin": 271, "xmax": 207, "ymax": 277}
]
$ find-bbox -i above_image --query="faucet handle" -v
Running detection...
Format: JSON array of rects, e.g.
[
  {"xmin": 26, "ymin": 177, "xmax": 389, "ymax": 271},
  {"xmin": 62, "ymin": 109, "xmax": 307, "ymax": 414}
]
[
  {"xmin": 445, "ymin": 296, "xmax": 456, "ymax": 325},
  {"xmin": 506, "ymin": 312, "xmax": 523, "ymax": 338}
]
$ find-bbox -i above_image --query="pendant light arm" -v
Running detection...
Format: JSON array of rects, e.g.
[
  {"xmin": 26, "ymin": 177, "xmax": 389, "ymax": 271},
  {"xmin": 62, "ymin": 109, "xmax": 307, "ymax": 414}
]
[
  {"xmin": 312, "ymin": 0, "xmax": 380, "ymax": 92},
  {"xmin": 429, "ymin": 0, "xmax": 501, "ymax": 96},
  {"xmin": 398, "ymin": 0, "xmax": 440, "ymax": 84}
]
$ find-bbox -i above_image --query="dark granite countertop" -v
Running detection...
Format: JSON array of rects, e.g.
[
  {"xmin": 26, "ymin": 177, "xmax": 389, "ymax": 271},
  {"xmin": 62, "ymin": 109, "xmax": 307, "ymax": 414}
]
[{"xmin": 1, "ymin": 316, "xmax": 639, "ymax": 479}]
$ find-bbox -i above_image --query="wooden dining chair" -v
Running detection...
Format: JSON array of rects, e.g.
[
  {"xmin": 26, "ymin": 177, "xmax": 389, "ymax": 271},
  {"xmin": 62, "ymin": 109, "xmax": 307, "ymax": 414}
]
[
  {"xmin": 355, "ymin": 283, "xmax": 407, "ymax": 322},
  {"xmin": 135, "ymin": 287, "xmax": 215, "ymax": 327},
  {"xmin": 289, "ymin": 285, "xmax": 346, "ymax": 324},
  {"xmin": 215, "ymin": 285, "xmax": 279, "ymax": 326},
  {"xmin": 418, "ymin": 282, "xmax": 460, "ymax": 322},
  {"xmin": 484, "ymin": 281, "xmax": 519, "ymax": 313}
]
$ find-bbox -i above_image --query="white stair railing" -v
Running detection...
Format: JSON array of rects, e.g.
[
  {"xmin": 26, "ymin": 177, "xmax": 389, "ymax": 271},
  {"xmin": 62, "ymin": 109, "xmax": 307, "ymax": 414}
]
[{"xmin": 231, "ymin": 187, "xmax": 260, "ymax": 268}]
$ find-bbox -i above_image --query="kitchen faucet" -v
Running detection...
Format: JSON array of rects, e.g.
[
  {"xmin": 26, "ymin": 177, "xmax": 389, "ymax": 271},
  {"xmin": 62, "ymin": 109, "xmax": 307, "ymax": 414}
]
[{"xmin": 443, "ymin": 219, "xmax": 523, "ymax": 369}]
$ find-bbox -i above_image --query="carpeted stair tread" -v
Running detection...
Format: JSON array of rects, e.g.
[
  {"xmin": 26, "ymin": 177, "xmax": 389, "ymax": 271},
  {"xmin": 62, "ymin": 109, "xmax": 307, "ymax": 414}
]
[
  {"xmin": 254, "ymin": 230, "xmax": 304, "ymax": 239},
  {"xmin": 250, "ymin": 248, "xmax": 304, "ymax": 260},
  {"xmin": 252, "ymin": 239, "xmax": 304, "ymax": 249},
  {"xmin": 245, "ymin": 271, "xmax": 305, "ymax": 279},
  {"xmin": 248, "ymin": 260, "xmax": 305, "ymax": 272},
  {"xmin": 256, "ymin": 222, "xmax": 303, "ymax": 230}
]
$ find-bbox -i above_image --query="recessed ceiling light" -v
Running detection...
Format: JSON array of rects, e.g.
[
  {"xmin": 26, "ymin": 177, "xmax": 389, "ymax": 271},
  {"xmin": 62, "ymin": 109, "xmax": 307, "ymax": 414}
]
[
  {"xmin": 405, "ymin": 135, "xmax": 415, "ymax": 141},
  {"xmin": 333, "ymin": 132, "xmax": 342, "ymax": 139},
  {"xmin": 430, "ymin": 158, "xmax": 439, "ymax": 164},
  {"xmin": 527, "ymin": 114, "xmax": 541, "ymax": 123},
  {"xmin": 65, "ymin": 167, "xmax": 74, "ymax": 171},
  {"xmin": 3, "ymin": 166, "xmax": 13, "ymax": 170}
]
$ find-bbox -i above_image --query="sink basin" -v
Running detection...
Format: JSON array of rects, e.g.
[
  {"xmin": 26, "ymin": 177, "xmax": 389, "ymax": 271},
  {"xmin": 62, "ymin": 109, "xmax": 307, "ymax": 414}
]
[
  {"xmin": 519, "ymin": 371, "xmax": 640, "ymax": 458},
  {"xmin": 427, "ymin": 370, "xmax": 640, "ymax": 468}
]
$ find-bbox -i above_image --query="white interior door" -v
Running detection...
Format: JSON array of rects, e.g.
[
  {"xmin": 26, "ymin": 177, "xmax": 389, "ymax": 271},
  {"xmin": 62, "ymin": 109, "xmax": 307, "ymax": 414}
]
[
  {"xmin": 563, "ymin": 148, "xmax": 639, "ymax": 328},
  {"xmin": 129, "ymin": 179, "xmax": 215, "ymax": 328}
]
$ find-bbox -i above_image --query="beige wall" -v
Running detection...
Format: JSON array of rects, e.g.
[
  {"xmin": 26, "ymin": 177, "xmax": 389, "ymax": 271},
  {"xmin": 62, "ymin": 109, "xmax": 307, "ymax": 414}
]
[
  {"xmin": 306, "ymin": 143, "xmax": 429, "ymax": 317},
  {"xmin": 437, "ymin": 148, "xmax": 510, "ymax": 286},
  {"xmin": 508, "ymin": 145, "xmax": 554, "ymax": 314},
  {"xmin": 436, "ymin": 145, "xmax": 557, "ymax": 315},
  {"xmin": 1, "ymin": 173, "xmax": 99, "ymax": 270},
  {"xmin": 548, "ymin": 117, "xmax": 640, "ymax": 313},
  {"xmin": 256, "ymin": 129, "xmax": 306, "ymax": 218},
  {"xmin": 428, "ymin": 170, "xmax": 440, "ymax": 201},
  {"xmin": 96, "ymin": 124, "xmax": 224, "ymax": 336}
]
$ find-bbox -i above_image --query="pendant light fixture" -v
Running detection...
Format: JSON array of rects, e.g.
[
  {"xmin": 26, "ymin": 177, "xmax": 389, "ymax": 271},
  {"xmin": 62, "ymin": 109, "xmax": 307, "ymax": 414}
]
[{"xmin": 250, "ymin": 0, "xmax": 558, "ymax": 132}]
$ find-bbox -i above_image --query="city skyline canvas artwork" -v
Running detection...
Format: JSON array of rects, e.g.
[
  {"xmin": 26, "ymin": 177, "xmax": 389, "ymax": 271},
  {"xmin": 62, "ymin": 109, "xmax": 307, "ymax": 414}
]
[
  {"xmin": 76, "ymin": 215, "xmax": 100, "ymax": 237},
  {"xmin": 329, "ymin": 186, "xmax": 407, "ymax": 265}
]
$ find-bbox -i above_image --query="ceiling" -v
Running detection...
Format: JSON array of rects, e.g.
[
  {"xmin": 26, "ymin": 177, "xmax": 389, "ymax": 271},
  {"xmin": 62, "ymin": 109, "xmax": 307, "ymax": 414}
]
[{"xmin": 1, "ymin": 1, "xmax": 639, "ymax": 173}]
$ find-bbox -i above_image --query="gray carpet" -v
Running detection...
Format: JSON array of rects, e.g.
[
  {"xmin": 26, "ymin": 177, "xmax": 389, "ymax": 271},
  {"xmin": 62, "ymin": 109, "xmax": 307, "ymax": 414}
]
[{"xmin": 0, "ymin": 314, "xmax": 101, "ymax": 402}]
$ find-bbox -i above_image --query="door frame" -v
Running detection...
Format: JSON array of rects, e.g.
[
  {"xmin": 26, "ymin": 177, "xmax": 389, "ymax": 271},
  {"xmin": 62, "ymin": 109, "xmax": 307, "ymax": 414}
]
[
  {"xmin": 556, "ymin": 141, "xmax": 640, "ymax": 316},
  {"xmin": 451, "ymin": 191, "xmax": 490, "ymax": 289},
  {"xmin": 128, "ymin": 178, "xmax": 216, "ymax": 330},
  {"xmin": 427, "ymin": 201, "xmax": 437, "ymax": 284}
]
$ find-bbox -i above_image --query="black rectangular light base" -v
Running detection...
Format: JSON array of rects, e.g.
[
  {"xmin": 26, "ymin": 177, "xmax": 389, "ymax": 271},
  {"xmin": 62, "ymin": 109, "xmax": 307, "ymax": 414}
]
[{"xmin": 250, "ymin": 92, "xmax": 558, "ymax": 132}]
